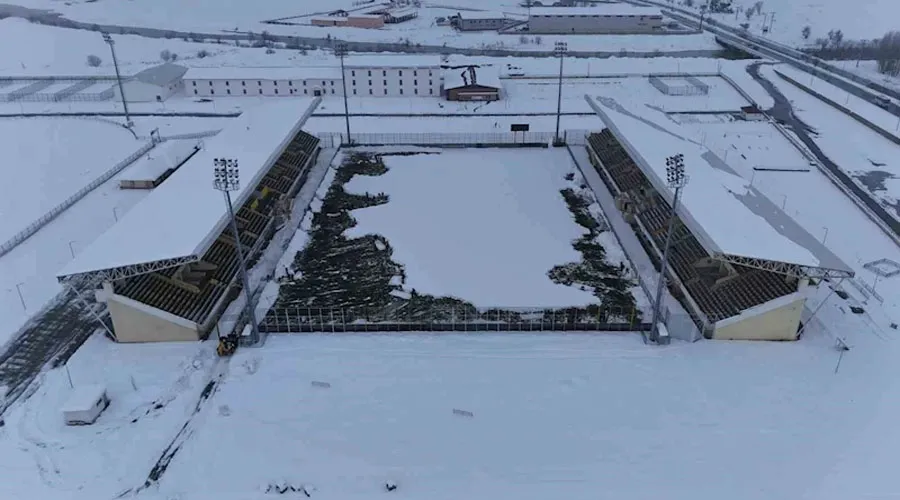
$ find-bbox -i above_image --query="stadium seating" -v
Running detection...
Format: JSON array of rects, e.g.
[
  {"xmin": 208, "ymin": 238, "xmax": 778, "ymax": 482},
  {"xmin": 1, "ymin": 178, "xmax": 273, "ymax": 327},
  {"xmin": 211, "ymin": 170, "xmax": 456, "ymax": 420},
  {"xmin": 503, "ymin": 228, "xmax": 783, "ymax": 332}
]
[
  {"xmin": 587, "ymin": 131, "xmax": 797, "ymax": 326},
  {"xmin": 112, "ymin": 130, "xmax": 321, "ymax": 330}
]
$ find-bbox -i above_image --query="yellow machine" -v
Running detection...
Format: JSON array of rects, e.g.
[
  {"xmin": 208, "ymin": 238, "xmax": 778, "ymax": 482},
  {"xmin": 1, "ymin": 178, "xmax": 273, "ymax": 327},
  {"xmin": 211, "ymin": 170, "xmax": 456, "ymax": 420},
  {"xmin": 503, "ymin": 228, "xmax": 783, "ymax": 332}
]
[{"xmin": 217, "ymin": 335, "xmax": 238, "ymax": 357}]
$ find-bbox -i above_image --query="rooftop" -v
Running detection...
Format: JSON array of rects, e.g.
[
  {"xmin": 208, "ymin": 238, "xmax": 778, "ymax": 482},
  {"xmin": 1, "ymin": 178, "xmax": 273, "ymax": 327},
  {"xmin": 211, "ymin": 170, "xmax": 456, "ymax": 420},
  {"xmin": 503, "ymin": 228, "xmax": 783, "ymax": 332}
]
[
  {"xmin": 343, "ymin": 54, "xmax": 441, "ymax": 69},
  {"xmin": 458, "ymin": 11, "xmax": 508, "ymax": 20},
  {"xmin": 61, "ymin": 384, "xmax": 106, "ymax": 413},
  {"xmin": 529, "ymin": 5, "xmax": 662, "ymax": 17},
  {"xmin": 183, "ymin": 66, "xmax": 341, "ymax": 81},
  {"xmin": 58, "ymin": 98, "xmax": 320, "ymax": 283},
  {"xmin": 586, "ymin": 94, "xmax": 851, "ymax": 274},
  {"xmin": 121, "ymin": 139, "xmax": 202, "ymax": 182},
  {"xmin": 131, "ymin": 63, "xmax": 188, "ymax": 87},
  {"xmin": 442, "ymin": 65, "xmax": 503, "ymax": 90}
]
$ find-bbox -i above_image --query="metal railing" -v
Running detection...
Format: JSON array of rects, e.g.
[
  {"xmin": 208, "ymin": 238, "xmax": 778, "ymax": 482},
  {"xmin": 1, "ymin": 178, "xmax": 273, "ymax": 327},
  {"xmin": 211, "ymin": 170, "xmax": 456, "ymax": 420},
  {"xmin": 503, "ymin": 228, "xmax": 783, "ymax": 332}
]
[
  {"xmin": 258, "ymin": 305, "xmax": 649, "ymax": 333},
  {"xmin": 0, "ymin": 141, "xmax": 156, "ymax": 258},
  {"xmin": 318, "ymin": 129, "xmax": 598, "ymax": 148}
]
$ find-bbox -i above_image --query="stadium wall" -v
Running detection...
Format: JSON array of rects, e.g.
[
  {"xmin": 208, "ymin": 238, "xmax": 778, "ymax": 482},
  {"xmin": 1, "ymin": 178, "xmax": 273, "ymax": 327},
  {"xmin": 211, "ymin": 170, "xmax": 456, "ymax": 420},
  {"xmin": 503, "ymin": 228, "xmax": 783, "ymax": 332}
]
[
  {"xmin": 107, "ymin": 294, "xmax": 201, "ymax": 342},
  {"xmin": 712, "ymin": 292, "xmax": 805, "ymax": 341}
]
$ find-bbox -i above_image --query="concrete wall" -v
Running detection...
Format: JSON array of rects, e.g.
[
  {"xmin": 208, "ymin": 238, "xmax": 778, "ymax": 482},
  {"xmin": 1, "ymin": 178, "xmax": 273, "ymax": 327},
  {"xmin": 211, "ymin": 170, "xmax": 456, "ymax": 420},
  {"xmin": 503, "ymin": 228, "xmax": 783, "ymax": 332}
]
[
  {"xmin": 528, "ymin": 14, "xmax": 662, "ymax": 34},
  {"xmin": 107, "ymin": 295, "xmax": 201, "ymax": 343},
  {"xmin": 116, "ymin": 80, "xmax": 181, "ymax": 102},
  {"xmin": 712, "ymin": 296, "xmax": 804, "ymax": 341}
]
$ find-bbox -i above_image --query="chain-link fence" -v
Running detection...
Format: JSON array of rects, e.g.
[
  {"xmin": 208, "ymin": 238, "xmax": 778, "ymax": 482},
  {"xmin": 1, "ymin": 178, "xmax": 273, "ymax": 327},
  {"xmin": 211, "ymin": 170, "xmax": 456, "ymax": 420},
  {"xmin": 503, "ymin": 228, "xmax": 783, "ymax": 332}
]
[{"xmin": 257, "ymin": 305, "xmax": 649, "ymax": 333}]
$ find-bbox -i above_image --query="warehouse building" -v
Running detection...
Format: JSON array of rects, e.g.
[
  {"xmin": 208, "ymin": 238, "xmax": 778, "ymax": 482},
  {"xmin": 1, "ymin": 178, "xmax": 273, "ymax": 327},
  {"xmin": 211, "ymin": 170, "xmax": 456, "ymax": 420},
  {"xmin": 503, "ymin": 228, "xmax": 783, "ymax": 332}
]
[
  {"xmin": 310, "ymin": 14, "xmax": 385, "ymax": 29},
  {"xmin": 527, "ymin": 5, "xmax": 663, "ymax": 34},
  {"xmin": 115, "ymin": 63, "xmax": 187, "ymax": 102},
  {"xmin": 442, "ymin": 66, "xmax": 502, "ymax": 101},
  {"xmin": 453, "ymin": 11, "xmax": 515, "ymax": 31},
  {"xmin": 183, "ymin": 56, "xmax": 442, "ymax": 99}
]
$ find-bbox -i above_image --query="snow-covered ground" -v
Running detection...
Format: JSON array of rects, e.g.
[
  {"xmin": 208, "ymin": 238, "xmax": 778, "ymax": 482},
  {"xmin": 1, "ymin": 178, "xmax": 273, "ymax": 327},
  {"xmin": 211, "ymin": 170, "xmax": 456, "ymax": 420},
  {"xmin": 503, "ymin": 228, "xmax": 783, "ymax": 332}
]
[
  {"xmin": 3, "ymin": 308, "xmax": 900, "ymax": 500},
  {"xmin": 662, "ymin": 0, "xmax": 896, "ymax": 48},
  {"xmin": 0, "ymin": 1, "xmax": 719, "ymax": 53},
  {"xmin": 677, "ymin": 114, "xmax": 810, "ymax": 171},
  {"xmin": 829, "ymin": 59, "xmax": 900, "ymax": 95},
  {"xmin": 342, "ymin": 148, "xmax": 602, "ymax": 307},
  {"xmin": 0, "ymin": 117, "xmax": 139, "ymax": 243},
  {"xmin": 0, "ymin": 115, "xmax": 224, "ymax": 348},
  {"xmin": 775, "ymin": 64, "xmax": 900, "ymax": 136},
  {"xmin": 760, "ymin": 64, "xmax": 900, "ymax": 224}
]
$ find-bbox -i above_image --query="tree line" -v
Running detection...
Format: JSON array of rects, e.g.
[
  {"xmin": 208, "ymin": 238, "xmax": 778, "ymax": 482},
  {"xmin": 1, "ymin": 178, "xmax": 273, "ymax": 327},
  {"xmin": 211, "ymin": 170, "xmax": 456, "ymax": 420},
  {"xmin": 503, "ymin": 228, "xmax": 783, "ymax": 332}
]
[{"xmin": 803, "ymin": 27, "xmax": 900, "ymax": 77}]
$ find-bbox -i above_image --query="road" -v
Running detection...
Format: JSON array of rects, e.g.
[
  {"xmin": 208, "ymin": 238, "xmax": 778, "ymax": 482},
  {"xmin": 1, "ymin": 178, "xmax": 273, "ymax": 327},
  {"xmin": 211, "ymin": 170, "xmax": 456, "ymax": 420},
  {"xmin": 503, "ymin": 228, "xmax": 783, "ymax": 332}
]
[
  {"xmin": 747, "ymin": 62, "xmax": 900, "ymax": 241},
  {"xmin": 0, "ymin": 3, "xmax": 721, "ymax": 59},
  {"xmin": 631, "ymin": 0, "xmax": 900, "ymax": 115}
]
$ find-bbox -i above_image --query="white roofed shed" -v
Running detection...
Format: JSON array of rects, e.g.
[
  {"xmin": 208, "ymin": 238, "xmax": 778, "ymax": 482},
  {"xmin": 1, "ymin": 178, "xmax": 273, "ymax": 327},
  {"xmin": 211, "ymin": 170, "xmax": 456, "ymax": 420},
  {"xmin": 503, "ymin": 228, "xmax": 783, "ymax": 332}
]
[
  {"xmin": 585, "ymin": 94, "xmax": 852, "ymax": 279},
  {"xmin": 58, "ymin": 98, "xmax": 320, "ymax": 283},
  {"xmin": 61, "ymin": 385, "xmax": 109, "ymax": 425}
]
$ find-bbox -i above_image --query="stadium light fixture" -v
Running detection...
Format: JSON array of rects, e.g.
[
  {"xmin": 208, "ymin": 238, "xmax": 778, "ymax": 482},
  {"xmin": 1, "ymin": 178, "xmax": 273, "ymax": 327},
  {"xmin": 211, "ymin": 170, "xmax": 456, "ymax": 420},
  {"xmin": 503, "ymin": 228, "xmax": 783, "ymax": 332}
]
[
  {"xmin": 554, "ymin": 41, "xmax": 568, "ymax": 146},
  {"xmin": 334, "ymin": 43, "xmax": 352, "ymax": 144},
  {"xmin": 102, "ymin": 33, "xmax": 132, "ymax": 128},
  {"xmin": 649, "ymin": 153, "xmax": 689, "ymax": 345},
  {"xmin": 213, "ymin": 157, "xmax": 262, "ymax": 346}
]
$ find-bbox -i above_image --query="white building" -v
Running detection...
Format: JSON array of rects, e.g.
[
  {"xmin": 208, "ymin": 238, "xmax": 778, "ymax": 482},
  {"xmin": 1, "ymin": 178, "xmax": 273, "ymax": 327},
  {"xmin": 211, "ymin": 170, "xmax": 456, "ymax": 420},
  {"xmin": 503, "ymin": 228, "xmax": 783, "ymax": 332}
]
[
  {"xmin": 183, "ymin": 56, "xmax": 443, "ymax": 99},
  {"xmin": 528, "ymin": 5, "xmax": 663, "ymax": 34},
  {"xmin": 117, "ymin": 63, "xmax": 187, "ymax": 102},
  {"xmin": 343, "ymin": 55, "xmax": 442, "ymax": 97},
  {"xmin": 184, "ymin": 67, "xmax": 341, "ymax": 98}
]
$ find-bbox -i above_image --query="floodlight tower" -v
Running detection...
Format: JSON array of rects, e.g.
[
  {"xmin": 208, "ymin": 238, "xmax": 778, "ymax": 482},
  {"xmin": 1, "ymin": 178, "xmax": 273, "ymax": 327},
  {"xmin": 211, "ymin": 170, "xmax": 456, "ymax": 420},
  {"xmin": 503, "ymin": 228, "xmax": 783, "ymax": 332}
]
[
  {"xmin": 649, "ymin": 153, "xmax": 689, "ymax": 345},
  {"xmin": 213, "ymin": 158, "xmax": 262, "ymax": 346},
  {"xmin": 553, "ymin": 41, "xmax": 568, "ymax": 145},
  {"xmin": 102, "ymin": 32, "xmax": 132, "ymax": 128},
  {"xmin": 335, "ymin": 42, "xmax": 352, "ymax": 144}
]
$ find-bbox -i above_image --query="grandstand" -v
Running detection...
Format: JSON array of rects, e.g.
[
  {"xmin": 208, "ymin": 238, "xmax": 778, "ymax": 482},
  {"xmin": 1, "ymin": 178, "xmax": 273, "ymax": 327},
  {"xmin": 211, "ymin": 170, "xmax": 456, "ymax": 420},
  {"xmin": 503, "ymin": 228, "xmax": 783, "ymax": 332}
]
[
  {"xmin": 57, "ymin": 98, "xmax": 322, "ymax": 343},
  {"xmin": 584, "ymin": 95, "xmax": 854, "ymax": 340}
]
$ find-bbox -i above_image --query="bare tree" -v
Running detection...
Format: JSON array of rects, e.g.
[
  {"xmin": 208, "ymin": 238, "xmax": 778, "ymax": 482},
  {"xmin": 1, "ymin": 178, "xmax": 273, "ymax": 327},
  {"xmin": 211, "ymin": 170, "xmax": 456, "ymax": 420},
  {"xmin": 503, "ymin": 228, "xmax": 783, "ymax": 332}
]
[
  {"xmin": 876, "ymin": 30, "xmax": 900, "ymax": 76},
  {"xmin": 753, "ymin": 1, "xmax": 763, "ymax": 14},
  {"xmin": 86, "ymin": 54, "xmax": 102, "ymax": 67},
  {"xmin": 801, "ymin": 26, "xmax": 811, "ymax": 40},
  {"xmin": 534, "ymin": 35, "xmax": 543, "ymax": 45},
  {"xmin": 160, "ymin": 49, "xmax": 172, "ymax": 62},
  {"xmin": 519, "ymin": 34, "xmax": 529, "ymax": 44},
  {"xmin": 744, "ymin": 9, "xmax": 753, "ymax": 20}
]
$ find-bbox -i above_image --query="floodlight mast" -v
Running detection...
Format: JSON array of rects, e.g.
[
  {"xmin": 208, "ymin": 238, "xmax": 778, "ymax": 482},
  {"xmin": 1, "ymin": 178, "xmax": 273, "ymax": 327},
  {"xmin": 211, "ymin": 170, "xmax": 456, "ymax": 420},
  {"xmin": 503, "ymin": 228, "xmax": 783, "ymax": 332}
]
[
  {"xmin": 213, "ymin": 158, "xmax": 262, "ymax": 346},
  {"xmin": 554, "ymin": 41, "xmax": 568, "ymax": 145},
  {"xmin": 102, "ymin": 33, "xmax": 132, "ymax": 128},
  {"xmin": 649, "ymin": 153, "xmax": 688, "ymax": 345},
  {"xmin": 335, "ymin": 43, "xmax": 352, "ymax": 144}
]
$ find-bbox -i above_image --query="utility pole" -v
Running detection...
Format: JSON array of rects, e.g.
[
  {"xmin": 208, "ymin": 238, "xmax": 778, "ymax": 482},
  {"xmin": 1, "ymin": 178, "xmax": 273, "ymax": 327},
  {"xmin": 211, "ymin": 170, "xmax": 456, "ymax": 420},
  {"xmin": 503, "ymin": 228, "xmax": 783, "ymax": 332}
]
[
  {"xmin": 14, "ymin": 282, "xmax": 26, "ymax": 312},
  {"xmin": 213, "ymin": 158, "xmax": 262, "ymax": 346},
  {"xmin": 334, "ymin": 43, "xmax": 352, "ymax": 145},
  {"xmin": 102, "ymin": 32, "xmax": 132, "ymax": 128},
  {"xmin": 553, "ymin": 41, "xmax": 567, "ymax": 146},
  {"xmin": 649, "ymin": 153, "xmax": 689, "ymax": 345}
]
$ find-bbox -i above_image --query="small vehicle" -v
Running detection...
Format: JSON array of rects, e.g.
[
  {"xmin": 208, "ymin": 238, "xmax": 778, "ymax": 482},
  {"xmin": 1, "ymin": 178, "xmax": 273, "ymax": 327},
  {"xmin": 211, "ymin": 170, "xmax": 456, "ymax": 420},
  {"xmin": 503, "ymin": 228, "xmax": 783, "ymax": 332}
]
[
  {"xmin": 217, "ymin": 335, "xmax": 238, "ymax": 357},
  {"xmin": 874, "ymin": 96, "xmax": 891, "ymax": 110}
]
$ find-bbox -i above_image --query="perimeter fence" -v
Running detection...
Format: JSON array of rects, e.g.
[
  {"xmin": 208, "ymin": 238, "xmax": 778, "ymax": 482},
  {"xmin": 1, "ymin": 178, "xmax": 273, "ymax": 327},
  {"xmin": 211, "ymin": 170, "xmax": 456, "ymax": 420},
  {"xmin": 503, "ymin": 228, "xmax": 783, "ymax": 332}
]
[{"xmin": 257, "ymin": 305, "xmax": 650, "ymax": 333}]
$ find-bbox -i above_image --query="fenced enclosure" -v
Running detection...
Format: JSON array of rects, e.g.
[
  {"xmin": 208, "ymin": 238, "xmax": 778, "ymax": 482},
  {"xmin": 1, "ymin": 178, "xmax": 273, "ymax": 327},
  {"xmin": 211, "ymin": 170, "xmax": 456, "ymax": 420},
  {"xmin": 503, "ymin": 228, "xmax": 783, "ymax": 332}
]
[
  {"xmin": 0, "ymin": 78, "xmax": 116, "ymax": 103},
  {"xmin": 316, "ymin": 129, "xmax": 594, "ymax": 148},
  {"xmin": 648, "ymin": 75, "xmax": 710, "ymax": 96},
  {"xmin": 258, "ymin": 305, "xmax": 650, "ymax": 333}
]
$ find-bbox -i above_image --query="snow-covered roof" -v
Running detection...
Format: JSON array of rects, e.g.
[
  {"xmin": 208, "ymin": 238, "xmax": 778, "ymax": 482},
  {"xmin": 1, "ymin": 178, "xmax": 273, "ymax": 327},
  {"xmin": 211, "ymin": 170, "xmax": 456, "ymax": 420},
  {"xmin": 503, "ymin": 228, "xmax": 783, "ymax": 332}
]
[
  {"xmin": 183, "ymin": 66, "xmax": 341, "ymax": 81},
  {"xmin": 458, "ymin": 10, "xmax": 507, "ymax": 20},
  {"xmin": 59, "ymin": 98, "xmax": 320, "ymax": 281},
  {"xmin": 529, "ymin": 5, "xmax": 661, "ymax": 17},
  {"xmin": 131, "ymin": 63, "xmax": 188, "ymax": 87},
  {"xmin": 442, "ymin": 66, "xmax": 502, "ymax": 90},
  {"xmin": 586, "ymin": 95, "xmax": 851, "ymax": 273},
  {"xmin": 343, "ymin": 54, "xmax": 441, "ymax": 69},
  {"xmin": 121, "ymin": 139, "xmax": 202, "ymax": 182},
  {"xmin": 61, "ymin": 385, "xmax": 106, "ymax": 413}
]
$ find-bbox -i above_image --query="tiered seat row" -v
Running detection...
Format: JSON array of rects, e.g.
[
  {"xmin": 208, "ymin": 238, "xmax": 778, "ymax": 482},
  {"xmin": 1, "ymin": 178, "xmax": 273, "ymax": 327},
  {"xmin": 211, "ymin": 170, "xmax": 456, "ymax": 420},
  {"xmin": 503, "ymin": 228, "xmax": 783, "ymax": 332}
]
[
  {"xmin": 586, "ymin": 131, "xmax": 797, "ymax": 325},
  {"xmin": 112, "ymin": 130, "xmax": 321, "ymax": 327}
]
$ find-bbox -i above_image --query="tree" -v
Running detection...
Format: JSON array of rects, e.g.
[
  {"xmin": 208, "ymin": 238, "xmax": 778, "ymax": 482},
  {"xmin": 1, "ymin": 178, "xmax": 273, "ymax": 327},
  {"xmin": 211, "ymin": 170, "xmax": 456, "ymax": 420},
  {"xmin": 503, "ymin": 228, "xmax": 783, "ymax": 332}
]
[
  {"xmin": 519, "ymin": 34, "xmax": 529, "ymax": 44},
  {"xmin": 753, "ymin": 1, "xmax": 763, "ymax": 14},
  {"xmin": 876, "ymin": 31, "xmax": 900, "ymax": 76},
  {"xmin": 534, "ymin": 35, "xmax": 543, "ymax": 45},
  {"xmin": 197, "ymin": 49, "xmax": 210, "ymax": 58},
  {"xmin": 86, "ymin": 54, "xmax": 101, "ymax": 67},
  {"xmin": 684, "ymin": 0, "xmax": 694, "ymax": 7},
  {"xmin": 744, "ymin": 8, "xmax": 753, "ymax": 20},
  {"xmin": 827, "ymin": 29, "xmax": 844, "ymax": 48},
  {"xmin": 160, "ymin": 49, "xmax": 172, "ymax": 62},
  {"xmin": 801, "ymin": 25, "xmax": 811, "ymax": 40}
]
